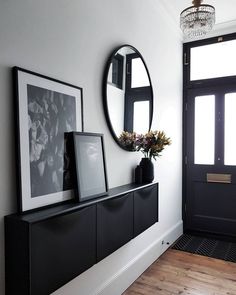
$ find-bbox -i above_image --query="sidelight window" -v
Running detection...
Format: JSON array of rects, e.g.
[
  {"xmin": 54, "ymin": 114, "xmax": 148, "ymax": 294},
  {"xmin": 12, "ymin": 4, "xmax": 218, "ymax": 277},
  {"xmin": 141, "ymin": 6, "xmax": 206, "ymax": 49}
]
[
  {"xmin": 194, "ymin": 95, "xmax": 215, "ymax": 165},
  {"xmin": 224, "ymin": 93, "xmax": 236, "ymax": 165}
]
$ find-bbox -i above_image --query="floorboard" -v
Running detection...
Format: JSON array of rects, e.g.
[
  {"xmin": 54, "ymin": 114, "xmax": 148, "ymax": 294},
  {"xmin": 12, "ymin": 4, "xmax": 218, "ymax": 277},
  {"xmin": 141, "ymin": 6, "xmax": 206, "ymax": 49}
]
[{"xmin": 122, "ymin": 249, "xmax": 236, "ymax": 295}]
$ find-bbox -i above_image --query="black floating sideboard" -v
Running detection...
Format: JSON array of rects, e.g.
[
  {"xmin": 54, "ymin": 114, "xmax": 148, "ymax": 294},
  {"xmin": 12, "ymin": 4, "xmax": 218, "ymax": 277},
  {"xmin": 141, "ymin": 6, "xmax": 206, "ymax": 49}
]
[{"xmin": 5, "ymin": 182, "xmax": 158, "ymax": 295}]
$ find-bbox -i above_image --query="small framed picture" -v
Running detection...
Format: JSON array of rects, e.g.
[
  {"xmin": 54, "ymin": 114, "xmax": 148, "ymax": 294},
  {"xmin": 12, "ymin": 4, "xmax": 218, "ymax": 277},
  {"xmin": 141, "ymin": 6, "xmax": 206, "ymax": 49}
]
[
  {"xmin": 14, "ymin": 67, "xmax": 83, "ymax": 212},
  {"xmin": 72, "ymin": 132, "xmax": 108, "ymax": 202}
]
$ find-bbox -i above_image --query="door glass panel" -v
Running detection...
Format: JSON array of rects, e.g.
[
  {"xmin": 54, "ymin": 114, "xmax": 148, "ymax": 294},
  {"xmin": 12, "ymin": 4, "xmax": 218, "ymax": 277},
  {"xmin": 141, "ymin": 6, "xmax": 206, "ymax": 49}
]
[
  {"xmin": 133, "ymin": 101, "xmax": 149, "ymax": 134},
  {"xmin": 131, "ymin": 58, "xmax": 150, "ymax": 88},
  {"xmin": 225, "ymin": 93, "xmax": 236, "ymax": 165},
  {"xmin": 194, "ymin": 95, "xmax": 215, "ymax": 165},
  {"xmin": 191, "ymin": 40, "xmax": 236, "ymax": 80}
]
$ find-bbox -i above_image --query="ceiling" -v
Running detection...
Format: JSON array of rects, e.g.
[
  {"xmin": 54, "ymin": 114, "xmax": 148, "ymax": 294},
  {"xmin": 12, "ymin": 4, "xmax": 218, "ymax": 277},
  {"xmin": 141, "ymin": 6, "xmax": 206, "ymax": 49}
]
[{"xmin": 162, "ymin": 0, "xmax": 236, "ymax": 27}]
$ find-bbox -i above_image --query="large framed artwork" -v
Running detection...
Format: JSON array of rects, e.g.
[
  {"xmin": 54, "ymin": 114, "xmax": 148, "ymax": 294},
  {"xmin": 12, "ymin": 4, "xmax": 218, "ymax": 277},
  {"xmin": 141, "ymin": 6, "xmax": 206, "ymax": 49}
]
[
  {"xmin": 72, "ymin": 132, "xmax": 108, "ymax": 202},
  {"xmin": 14, "ymin": 67, "xmax": 83, "ymax": 212}
]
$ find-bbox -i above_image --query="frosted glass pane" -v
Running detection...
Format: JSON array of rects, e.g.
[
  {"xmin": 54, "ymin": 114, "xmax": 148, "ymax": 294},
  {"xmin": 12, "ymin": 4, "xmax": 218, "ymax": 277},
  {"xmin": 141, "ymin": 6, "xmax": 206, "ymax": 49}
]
[
  {"xmin": 225, "ymin": 93, "xmax": 236, "ymax": 165},
  {"xmin": 131, "ymin": 58, "xmax": 150, "ymax": 88},
  {"xmin": 191, "ymin": 40, "xmax": 236, "ymax": 80},
  {"xmin": 133, "ymin": 101, "xmax": 149, "ymax": 134},
  {"xmin": 194, "ymin": 95, "xmax": 215, "ymax": 165}
]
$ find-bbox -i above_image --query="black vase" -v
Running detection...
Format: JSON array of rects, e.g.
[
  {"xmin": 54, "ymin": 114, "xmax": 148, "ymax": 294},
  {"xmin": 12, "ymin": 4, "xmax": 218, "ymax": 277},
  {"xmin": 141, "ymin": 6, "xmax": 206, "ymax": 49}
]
[{"xmin": 139, "ymin": 158, "xmax": 154, "ymax": 183}]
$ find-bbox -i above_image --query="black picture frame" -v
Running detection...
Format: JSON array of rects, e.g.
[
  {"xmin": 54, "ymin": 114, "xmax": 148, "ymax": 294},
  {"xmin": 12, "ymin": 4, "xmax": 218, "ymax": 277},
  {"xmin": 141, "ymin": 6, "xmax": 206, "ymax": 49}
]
[
  {"xmin": 72, "ymin": 132, "xmax": 108, "ymax": 202},
  {"xmin": 13, "ymin": 67, "xmax": 84, "ymax": 212}
]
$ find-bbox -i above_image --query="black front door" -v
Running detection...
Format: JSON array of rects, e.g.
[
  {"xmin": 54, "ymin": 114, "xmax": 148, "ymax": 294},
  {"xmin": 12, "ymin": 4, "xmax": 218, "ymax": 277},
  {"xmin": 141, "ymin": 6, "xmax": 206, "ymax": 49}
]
[{"xmin": 184, "ymin": 84, "xmax": 236, "ymax": 237}]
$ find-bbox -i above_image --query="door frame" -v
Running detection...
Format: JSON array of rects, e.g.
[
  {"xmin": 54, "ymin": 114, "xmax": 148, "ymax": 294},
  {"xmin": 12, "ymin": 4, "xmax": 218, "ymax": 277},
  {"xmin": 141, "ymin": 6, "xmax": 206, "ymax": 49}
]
[{"xmin": 183, "ymin": 32, "xmax": 236, "ymax": 236}]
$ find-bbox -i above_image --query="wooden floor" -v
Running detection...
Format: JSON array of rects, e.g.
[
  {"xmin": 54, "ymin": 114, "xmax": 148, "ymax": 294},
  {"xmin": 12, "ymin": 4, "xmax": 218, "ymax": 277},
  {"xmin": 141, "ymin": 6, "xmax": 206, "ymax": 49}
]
[{"xmin": 123, "ymin": 249, "xmax": 236, "ymax": 295}]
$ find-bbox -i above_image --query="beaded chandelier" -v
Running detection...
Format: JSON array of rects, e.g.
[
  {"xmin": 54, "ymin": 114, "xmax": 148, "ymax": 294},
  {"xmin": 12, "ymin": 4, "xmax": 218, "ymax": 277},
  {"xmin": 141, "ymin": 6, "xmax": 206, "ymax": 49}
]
[{"xmin": 180, "ymin": 0, "xmax": 215, "ymax": 39}]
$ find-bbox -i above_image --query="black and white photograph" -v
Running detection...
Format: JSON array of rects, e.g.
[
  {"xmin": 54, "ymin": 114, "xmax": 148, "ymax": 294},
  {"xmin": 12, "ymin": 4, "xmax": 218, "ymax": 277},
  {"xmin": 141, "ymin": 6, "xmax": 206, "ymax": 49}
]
[
  {"xmin": 14, "ymin": 67, "xmax": 83, "ymax": 212},
  {"xmin": 73, "ymin": 132, "xmax": 108, "ymax": 202}
]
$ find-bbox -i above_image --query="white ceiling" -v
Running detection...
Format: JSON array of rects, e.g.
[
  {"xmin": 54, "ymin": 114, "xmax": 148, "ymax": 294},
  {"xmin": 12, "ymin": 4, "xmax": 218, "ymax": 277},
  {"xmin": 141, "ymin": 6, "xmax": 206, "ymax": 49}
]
[
  {"xmin": 158, "ymin": 0, "xmax": 236, "ymax": 40},
  {"xmin": 163, "ymin": 0, "xmax": 236, "ymax": 26}
]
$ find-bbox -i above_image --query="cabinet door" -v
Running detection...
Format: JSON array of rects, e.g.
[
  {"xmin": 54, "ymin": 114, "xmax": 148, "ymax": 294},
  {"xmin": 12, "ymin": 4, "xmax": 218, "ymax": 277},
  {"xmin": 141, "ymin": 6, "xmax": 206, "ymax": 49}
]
[
  {"xmin": 97, "ymin": 193, "xmax": 133, "ymax": 261},
  {"xmin": 134, "ymin": 184, "xmax": 158, "ymax": 237},
  {"xmin": 30, "ymin": 205, "xmax": 96, "ymax": 295}
]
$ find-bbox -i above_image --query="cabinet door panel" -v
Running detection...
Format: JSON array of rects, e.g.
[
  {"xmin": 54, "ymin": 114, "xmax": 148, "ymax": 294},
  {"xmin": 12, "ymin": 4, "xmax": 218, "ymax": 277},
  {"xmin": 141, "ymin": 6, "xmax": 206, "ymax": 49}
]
[
  {"xmin": 31, "ymin": 205, "xmax": 96, "ymax": 295},
  {"xmin": 134, "ymin": 184, "xmax": 158, "ymax": 237},
  {"xmin": 97, "ymin": 193, "xmax": 133, "ymax": 261}
]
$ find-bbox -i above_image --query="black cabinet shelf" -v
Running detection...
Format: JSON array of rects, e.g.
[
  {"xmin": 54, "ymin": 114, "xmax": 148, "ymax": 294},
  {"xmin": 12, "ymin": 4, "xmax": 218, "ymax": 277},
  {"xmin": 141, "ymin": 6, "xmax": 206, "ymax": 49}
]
[
  {"xmin": 5, "ymin": 182, "xmax": 158, "ymax": 295},
  {"xmin": 97, "ymin": 192, "xmax": 134, "ymax": 261},
  {"xmin": 11, "ymin": 182, "xmax": 157, "ymax": 223},
  {"xmin": 134, "ymin": 184, "xmax": 158, "ymax": 237}
]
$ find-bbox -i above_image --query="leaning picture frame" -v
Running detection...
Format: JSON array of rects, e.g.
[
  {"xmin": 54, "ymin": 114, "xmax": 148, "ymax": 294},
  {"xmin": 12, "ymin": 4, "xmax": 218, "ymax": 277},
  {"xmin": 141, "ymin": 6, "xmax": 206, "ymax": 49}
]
[
  {"xmin": 72, "ymin": 132, "xmax": 108, "ymax": 202},
  {"xmin": 14, "ymin": 67, "xmax": 83, "ymax": 212}
]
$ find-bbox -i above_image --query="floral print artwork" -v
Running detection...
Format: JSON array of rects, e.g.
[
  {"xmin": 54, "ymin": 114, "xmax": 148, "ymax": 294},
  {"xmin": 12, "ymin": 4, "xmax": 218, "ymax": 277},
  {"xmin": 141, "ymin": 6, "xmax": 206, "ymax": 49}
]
[{"xmin": 27, "ymin": 84, "xmax": 76, "ymax": 198}]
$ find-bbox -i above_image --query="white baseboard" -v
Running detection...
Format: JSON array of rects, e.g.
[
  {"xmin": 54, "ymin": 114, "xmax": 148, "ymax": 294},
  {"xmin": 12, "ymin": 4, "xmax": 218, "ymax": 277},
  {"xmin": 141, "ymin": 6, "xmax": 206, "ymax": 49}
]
[
  {"xmin": 95, "ymin": 220, "xmax": 183, "ymax": 295},
  {"xmin": 52, "ymin": 221, "xmax": 183, "ymax": 295}
]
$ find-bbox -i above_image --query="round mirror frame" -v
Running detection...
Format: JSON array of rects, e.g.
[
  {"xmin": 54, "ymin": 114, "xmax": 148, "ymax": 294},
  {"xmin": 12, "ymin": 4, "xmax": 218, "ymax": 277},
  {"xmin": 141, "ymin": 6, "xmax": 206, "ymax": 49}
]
[{"xmin": 103, "ymin": 44, "xmax": 154, "ymax": 151}]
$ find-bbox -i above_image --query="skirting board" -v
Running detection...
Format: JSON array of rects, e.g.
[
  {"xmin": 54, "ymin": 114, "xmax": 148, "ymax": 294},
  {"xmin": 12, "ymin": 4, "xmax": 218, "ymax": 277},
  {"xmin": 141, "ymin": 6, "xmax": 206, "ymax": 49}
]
[
  {"xmin": 52, "ymin": 220, "xmax": 183, "ymax": 295},
  {"xmin": 97, "ymin": 220, "xmax": 183, "ymax": 295}
]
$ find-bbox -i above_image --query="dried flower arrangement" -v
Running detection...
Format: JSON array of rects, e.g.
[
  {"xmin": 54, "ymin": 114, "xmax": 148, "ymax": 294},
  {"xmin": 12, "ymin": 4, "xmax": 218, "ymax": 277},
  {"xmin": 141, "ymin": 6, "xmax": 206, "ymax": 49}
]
[{"xmin": 119, "ymin": 130, "xmax": 171, "ymax": 160}]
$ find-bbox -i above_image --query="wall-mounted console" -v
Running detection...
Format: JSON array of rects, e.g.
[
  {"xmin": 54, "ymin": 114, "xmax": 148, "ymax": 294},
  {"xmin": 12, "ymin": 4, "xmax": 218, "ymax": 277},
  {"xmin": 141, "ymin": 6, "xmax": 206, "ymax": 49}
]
[{"xmin": 5, "ymin": 182, "xmax": 158, "ymax": 295}]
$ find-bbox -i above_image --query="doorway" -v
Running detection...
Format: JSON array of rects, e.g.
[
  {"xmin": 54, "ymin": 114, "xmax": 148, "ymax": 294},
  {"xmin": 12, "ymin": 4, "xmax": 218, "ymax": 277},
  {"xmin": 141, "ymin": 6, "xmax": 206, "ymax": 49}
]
[
  {"xmin": 185, "ymin": 85, "xmax": 236, "ymax": 236},
  {"xmin": 183, "ymin": 33, "xmax": 236, "ymax": 238}
]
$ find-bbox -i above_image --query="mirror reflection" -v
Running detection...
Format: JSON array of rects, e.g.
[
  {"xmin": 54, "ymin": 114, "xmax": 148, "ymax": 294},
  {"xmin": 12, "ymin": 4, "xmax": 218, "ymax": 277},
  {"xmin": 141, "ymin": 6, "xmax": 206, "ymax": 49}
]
[{"xmin": 104, "ymin": 45, "xmax": 153, "ymax": 150}]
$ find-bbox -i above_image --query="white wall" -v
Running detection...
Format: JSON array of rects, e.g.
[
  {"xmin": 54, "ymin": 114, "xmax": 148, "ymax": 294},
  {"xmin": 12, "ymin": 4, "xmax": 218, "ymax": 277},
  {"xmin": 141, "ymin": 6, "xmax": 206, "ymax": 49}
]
[{"xmin": 0, "ymin": 1, "xmax": 183, "ymax": 294}]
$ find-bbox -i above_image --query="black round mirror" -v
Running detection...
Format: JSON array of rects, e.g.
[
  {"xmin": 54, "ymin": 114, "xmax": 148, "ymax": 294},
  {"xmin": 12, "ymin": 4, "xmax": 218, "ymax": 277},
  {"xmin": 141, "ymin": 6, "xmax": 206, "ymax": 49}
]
[{"xmin": 103, "ymin": 45, "xmax": 153, "ymax": 150}]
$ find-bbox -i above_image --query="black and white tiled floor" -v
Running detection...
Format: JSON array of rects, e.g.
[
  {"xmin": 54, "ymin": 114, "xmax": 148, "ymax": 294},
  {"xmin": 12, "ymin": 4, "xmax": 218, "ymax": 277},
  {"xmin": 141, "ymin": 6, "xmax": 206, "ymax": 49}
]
[{"xmin": 172, "ymin": 234, "xmax": 236, "ymax": 263}]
